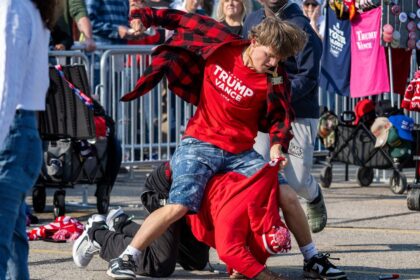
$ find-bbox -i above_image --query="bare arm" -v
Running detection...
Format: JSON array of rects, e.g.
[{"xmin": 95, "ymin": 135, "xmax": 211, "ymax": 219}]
[{"xmin": 76, "ymin": 16, "xmax": 96, "ymax": 51}]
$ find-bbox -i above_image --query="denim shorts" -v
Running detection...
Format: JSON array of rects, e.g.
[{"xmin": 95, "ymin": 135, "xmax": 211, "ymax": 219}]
[{"xmin": 169, "ymin": 137, "xmax": 287, "ymax": 212}]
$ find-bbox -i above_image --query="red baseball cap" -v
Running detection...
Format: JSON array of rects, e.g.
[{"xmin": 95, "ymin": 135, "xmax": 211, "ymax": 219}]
[{"xmin": 354, "ymin": 99, "xmax": 375, "ymax": 124}]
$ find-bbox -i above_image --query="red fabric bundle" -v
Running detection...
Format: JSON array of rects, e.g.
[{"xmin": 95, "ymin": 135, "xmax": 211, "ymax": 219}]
[
  {"xmin": 187, "ymin": 160, "xmax": 290, "ymax": 278},
  {"xmin": 27, "ymin": 216, "xmax": 84, "ymax": 242}
]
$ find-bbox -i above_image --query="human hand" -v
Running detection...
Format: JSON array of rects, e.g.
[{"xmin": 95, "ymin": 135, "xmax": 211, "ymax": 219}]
[
  {"xmin": 83, "ymin": 37, "xmax": 96, "ymax": 52},
  {"xmin": 312, "ymin": 5, "xmax": 321, "ymax": 21},
  {"xmin": 303, "ymin": 5, "xmax": 320, "ymax": 20},
  {"xmin": 54, "ymin": 44, "xmax": 66, "ymax": 50},
  {"xmin": 130, "ymin": 18, "xmax": 146, "ymax": 34},
  {"xmin": 125, "ymin": 28, "xmax": 145, "ymax": 40},
  {"xmin": 270, "ymin": 144, "xmax": 288, "ymax": 170},
  {"xmin": 118, "ymin": 25, "xmax": 130, "ymax": 39}
]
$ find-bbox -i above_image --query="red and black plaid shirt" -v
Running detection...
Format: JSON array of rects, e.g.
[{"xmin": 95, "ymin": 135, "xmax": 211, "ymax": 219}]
[{"xmin": 122, "ymin": 8, "xmax": 294, "ymax": 149}]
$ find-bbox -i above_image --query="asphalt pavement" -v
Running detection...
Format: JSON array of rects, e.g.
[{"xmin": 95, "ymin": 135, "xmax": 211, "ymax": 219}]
[{"xmin": 27, "ymin": 162, "xmax": 420, "ymax": 280}]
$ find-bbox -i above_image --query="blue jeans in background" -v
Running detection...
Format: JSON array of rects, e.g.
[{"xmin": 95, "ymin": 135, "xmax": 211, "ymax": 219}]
[{"xmin": 0, "ymin": 110, "xmax": 42, "ymax": 279}]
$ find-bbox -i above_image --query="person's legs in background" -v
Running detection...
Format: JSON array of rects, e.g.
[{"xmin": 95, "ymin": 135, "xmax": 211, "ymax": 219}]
[
  {"xmin": 319, "ymin": 87, "xmax": 336, "ymax": 112},
  {"xmin": 73, "ymin": 208, "xmax": 208, "ymax": 277},
  {"xmin": 282, "ymin": 118, "xmax": 327, "ymax": 233},
  {"xmin": 0, "ymin": 111, "xmax": 43, "ymax": 279},
  {"xmin": 253, "ymin": 121, "xmax": 327, "ymax": 234},
  {"xmin": 6, "ymin": 202, "xmax": 29, "ymax": 280}
]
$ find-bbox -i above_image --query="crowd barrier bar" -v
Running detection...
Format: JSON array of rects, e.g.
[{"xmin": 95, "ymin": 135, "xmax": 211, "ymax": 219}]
[
  {"xmin": 51, "ymin": 46, "xmax": 419, "ymax": 167},
  {"xmin": 98, "ymin": 46, "xmax": 194, "ymax": 167},
  {"xmin": 48, "ymin": 50, "xmax": 90, "ymax": 75}
]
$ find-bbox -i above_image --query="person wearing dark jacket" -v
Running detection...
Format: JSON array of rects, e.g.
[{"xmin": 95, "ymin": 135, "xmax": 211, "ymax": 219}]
[
  {"xmin": 243, "ymin": 0, "xmax": 327, "ymax": 235},
  {"xmin": 73, "ymin": 161, "xmax": 291, "ymax": 280},
  {"xmin": 72, "ymin": 162, "xmax": 210, "ymax": 278}
]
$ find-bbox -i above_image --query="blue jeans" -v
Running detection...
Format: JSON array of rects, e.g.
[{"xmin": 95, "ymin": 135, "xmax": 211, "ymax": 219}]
[
  {"xmin": 169, "ymin": 137, "xmax": 286, "ymax": 212},
  {"xmin": 0, "ymin": 110, "xmax": 42, "ymax": 279}
]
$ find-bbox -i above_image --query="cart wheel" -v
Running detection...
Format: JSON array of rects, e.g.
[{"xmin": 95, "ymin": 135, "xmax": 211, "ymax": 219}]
[
  {"xmin": 53, "ymin": 190, "xmax": 66, "ymax": 217},
  {"xmin": 356, "ymin": 167, "xmax": 374, "ymax": 187},
  {"xmin": 320, "ymin": 165, "xmax": 332, "ymax": 188},
  {"xmin": 389, "ymin": 171, "xmax": 407, "ymax": 194},
  {"xmin": 407, "ymin": 187, "xmax": 420, "ymax": 211},
  {"xmin": 32, "ymin": 186, "xmax": 46, "ymax": 213},
  {"xmin": 96, "ymin": 183, "xmax": 110, "ymax": 214}
]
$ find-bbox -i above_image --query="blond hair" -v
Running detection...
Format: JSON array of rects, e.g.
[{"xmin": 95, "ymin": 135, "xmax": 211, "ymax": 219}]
[
  {"xmin": 248, "ymin": 17, "xmax": 307, "ymax": 59},
  {"xmin": 216, "ymin": 0, "xmax": 252, "ymax": 22}
]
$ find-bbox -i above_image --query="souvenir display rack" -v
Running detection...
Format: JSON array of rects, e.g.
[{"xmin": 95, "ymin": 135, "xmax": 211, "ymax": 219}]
[{"xmin": 381, "ymin": 0, "xmax": 420, "ymax": 49}]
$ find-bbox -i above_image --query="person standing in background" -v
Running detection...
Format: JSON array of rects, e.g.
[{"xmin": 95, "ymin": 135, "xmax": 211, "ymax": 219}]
[
  {"xmin": 51, "ymin": 0, "xmax": 97, "ymax": 51},
  {"xmin": 243, "ymin": 0, "xmax": 326, "ymax": 234},
  {"xmin": 86, "ymin": 0, "xmax": 141, "ymax": 88},
  {"xmin": 216, "ymin": 0, "xmax": 252, "ymax": 35},
  {"xmin": 0, "ymin": 0, "xmax": 60, "ymax": 278},
  {"xmin": 59, "ymin": 0, "xmax": 96, "ymax": 52},
  {"xmin": 86, "ymin": 0, "xmax": 132, "ymax": 45},
  {"xmin": 302, "ymin": 0, "xmax": 325, "ymax": 39}
]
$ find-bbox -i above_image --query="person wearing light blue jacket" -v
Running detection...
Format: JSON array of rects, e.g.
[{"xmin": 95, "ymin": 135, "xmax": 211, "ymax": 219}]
[{"xmin": 0, "ymin": 0, "xmax": 60, "ymax": 278}]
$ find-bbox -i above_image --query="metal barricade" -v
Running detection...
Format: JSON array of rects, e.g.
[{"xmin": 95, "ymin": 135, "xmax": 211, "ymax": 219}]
[
  {"xmin": 48, "ymin": 50, "xmax": 90, "ymax": 76},
  {"xmin": 51, "ymin": 45, "xmax": 420, "ymax": 166},
  {"xmin": 97, "ymin": 46, "xmax": 194, "ymax": 166}
]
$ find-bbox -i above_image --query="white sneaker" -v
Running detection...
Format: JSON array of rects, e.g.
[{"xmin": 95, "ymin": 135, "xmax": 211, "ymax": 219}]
[
  {"xmin": 72, "ymin": 214, "xmax": 105, "ymax": 268},
  {"xmin": 106, "ymin": 207, "xmax": 131, "ymax": 232}
]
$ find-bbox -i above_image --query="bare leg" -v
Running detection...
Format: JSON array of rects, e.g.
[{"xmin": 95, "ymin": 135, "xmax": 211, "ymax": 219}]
[
  {"xmin": 278, "ymin": 184, "xmax": 312, "ymax": 247},
  {"xmin": 129, "ymin": 204, "xmax": 188, "ymax": 250}
]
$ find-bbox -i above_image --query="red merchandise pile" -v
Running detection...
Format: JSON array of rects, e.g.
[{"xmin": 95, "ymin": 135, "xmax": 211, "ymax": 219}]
[
  {"xmin": 402, "ymin": 70, "xmax": 420, "ymax": 112},
  {"xmin": 27, "ymin": 216, "xmax": 84, "ymax": 242}
]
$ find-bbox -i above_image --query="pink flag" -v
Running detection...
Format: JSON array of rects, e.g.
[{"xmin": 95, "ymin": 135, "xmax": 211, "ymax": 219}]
[{"xmin": 350, "ymin": 7, "xmax": 390, "ymax": 97}]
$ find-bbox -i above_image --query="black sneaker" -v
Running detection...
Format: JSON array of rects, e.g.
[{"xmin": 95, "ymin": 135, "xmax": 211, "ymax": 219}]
[
  {"xmin": 303, "ymin": 253, "xmax": 347, "ymax": 279},
  {"xmin": 107, "ymin": 254, "xmax": 137, "ymax": 279}
]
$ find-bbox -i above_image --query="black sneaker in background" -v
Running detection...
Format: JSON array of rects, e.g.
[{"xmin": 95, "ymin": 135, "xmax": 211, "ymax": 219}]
[
  {"xmin": 107, "ymin": 254, "xmax": 137, "ymax": 280},
  {"xmin": 303, "ymin": 253, "xmax": 347, "ymax": 279}
]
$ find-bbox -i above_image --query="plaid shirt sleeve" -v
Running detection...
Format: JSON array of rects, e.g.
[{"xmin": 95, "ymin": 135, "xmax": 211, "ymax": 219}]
[
  {"xmin": 123, "ymin": 8, "xmax": 237, "ymax": 103},
  {"xmin": 130, "ymin": 7, "xmax": 185, "ymax": 32},
  {"xmin": 260, "ymin": 66, "xmax": 295, "ymax": 150},
  {"xmin": 130, "ymin": 7, "xmax": 237, "ymax": 45}
]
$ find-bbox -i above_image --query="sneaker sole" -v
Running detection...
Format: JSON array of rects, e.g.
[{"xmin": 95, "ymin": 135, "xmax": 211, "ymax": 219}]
[
  {"xmin": 106, "ymin": 268, "xmax": 136, "ymax": 280},
  {"xmin": 303, "ymin": 271, "xmax": 347, "ymax": 280}
]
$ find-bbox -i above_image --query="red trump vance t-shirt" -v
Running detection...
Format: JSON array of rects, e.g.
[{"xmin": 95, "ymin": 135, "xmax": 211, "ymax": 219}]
[{"xmin": 185, "ymin": 44, "xmax": 268, "ymax": 154}]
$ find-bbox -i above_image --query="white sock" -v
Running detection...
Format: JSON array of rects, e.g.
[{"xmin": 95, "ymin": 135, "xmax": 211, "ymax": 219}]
[
  {"xmin": 300, "ymin": 242, "xmax": 318, "ymax": 261},
  {"xmin": 120, "ymin": 245, "xmax": 142, "ymax": 260}
]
